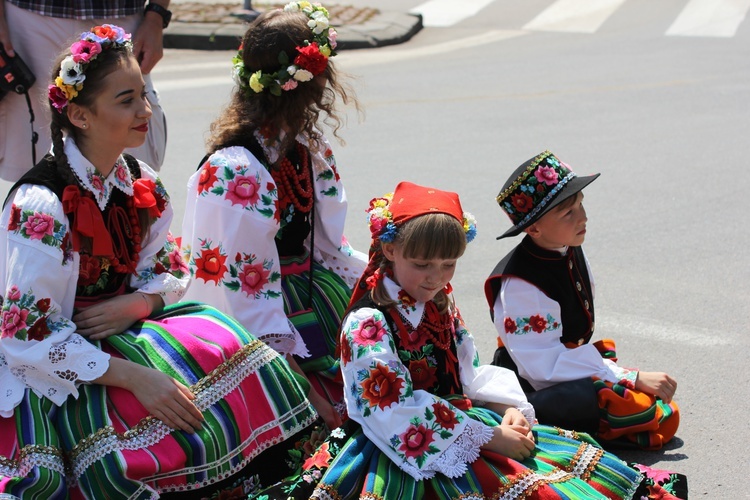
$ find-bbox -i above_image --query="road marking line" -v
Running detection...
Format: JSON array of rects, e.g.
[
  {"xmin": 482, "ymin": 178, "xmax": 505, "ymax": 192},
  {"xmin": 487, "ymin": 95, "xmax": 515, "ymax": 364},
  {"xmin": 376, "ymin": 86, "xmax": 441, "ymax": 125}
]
[
  {"xmin": 523, "ymin": 0, "xmax": 626, "ymax": 33},
  {"xmin": 598, "ymin": 312, "xmax": 732, "ymax": 347},
  {"xmin": 157, "ymin": 76, "xmax": 233, "ymax": 90},
  {"xmin": 666, "ymin": 0, "xmax": 750, "ymax": 37},
  {"xmin": 410, "ymin": 0, "xmax": 497, "ymax": 27},
  {"xmin": 153, "ymin": 61, "xmax": 231, "ymax": 74}
]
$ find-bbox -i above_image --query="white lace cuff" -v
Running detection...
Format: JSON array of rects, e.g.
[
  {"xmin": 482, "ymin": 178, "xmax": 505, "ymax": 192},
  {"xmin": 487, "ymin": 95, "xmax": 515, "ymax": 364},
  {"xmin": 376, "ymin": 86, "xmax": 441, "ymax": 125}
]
[
  {"xmin": 425, "ymin": 419, "xmax": 494, "ymax": 479},
  {"xmin": 517, "ymin": 401, "xmax": 536, "ymax": 425}
]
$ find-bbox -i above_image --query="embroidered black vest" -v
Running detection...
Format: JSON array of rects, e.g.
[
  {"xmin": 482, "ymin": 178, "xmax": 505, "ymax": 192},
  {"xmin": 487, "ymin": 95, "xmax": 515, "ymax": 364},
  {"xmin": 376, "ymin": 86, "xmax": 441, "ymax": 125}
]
[
  {"xmin": 350, "ymin": 295, "xmax": 464, "ymax": 397},
  {"xmin": 5, "ymin": 153, "xmax": 142, "ymax": 301},
  {"xmin": 484, "ymin": 235, "xmax": 595, "ymax": 347}
]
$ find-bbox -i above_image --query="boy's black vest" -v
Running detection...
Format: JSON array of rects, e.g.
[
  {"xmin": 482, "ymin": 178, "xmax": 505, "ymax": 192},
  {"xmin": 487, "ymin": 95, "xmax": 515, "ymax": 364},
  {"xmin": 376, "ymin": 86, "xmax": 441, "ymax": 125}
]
[{"xmin": 484, "ymin": 235, "xmax": 595, "ymax": 348}]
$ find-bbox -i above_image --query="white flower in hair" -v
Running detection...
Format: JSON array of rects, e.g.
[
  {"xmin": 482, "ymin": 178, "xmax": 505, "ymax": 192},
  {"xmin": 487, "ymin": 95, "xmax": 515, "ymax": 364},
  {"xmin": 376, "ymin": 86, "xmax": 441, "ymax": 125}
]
[
  {"xmin": 293, "ymin": 69, "xmax": 314, "ymax": 82},
  {"xmin": 308, "ymin": 11, "xmax": 329, "ymax": 34},
  {"xmin": 60, "ymin": 56, "xmax": 86, "ymax": 86},
  {"xmin": 287, "ymin": 65, "xmax": 298, "ymax": 75}
]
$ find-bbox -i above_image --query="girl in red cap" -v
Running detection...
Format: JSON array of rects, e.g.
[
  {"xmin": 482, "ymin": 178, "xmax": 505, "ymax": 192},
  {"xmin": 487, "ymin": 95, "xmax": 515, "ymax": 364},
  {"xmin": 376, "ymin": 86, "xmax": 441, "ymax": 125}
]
[{"xmin": 268, "ymin": 181, "xmax": 683, "ymax": 499}]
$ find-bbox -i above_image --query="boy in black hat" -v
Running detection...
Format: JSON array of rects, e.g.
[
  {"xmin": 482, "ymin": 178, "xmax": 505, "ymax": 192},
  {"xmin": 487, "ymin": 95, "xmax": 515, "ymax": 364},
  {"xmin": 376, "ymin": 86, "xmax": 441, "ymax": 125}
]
[{"xmin": 484, "ymin": 150, "xmax": 680, "ymax": 450}]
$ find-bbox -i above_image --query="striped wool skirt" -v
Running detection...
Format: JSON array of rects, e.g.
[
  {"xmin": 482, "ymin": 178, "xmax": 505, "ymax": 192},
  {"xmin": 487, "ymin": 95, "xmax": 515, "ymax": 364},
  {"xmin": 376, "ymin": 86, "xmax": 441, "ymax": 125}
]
[
  {"xmin": 280, "ymin": 255, "xmax": 352, "ymax": 409},
  {"xmin": 0, "ymin": 302, "xmax": 318, "ymax": 499},
  {"xmin": 305, "ymin": 408, "xmax": 643, "ymax": 500}
]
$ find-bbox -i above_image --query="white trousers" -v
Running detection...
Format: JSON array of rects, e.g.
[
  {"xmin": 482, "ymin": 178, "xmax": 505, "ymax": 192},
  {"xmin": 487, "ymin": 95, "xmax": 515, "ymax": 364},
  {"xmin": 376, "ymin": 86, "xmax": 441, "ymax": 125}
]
[{"xmin": 0, "ymin": 2, "xmax": 167, "ymax": 182}]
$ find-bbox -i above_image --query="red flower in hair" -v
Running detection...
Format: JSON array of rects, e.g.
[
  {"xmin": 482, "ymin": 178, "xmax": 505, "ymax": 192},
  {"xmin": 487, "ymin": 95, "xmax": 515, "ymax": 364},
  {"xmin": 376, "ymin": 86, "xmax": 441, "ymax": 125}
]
[
  {"xmin": 92, "ymin": 25, "xmax": 118, "ymax": 41},
  {"xmin": 294, "ymin": 43, "xmax": 328, "ymax": 76}
]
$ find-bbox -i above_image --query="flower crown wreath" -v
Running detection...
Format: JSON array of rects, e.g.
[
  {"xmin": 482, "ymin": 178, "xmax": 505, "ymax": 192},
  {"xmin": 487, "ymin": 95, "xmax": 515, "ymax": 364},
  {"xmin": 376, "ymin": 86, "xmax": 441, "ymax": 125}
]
[
  {"xmin": 232, "ymin": 1, "xmax": 338, "ymax": 96},
  {"xmin": 366, "ymin": 193, "xmax": 478, "ymax": 244},
  {"xmin": 48, "ymin": 24, "xmax": 132, "ymax": 113}
]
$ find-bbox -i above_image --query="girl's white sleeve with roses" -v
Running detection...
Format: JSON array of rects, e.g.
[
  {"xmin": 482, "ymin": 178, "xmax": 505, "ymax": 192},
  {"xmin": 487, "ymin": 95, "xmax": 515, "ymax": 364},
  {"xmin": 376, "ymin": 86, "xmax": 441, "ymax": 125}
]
[
  {"xmin": 0, "ymin": 185, "xmax": 110, "ymax": 418},
  {"xmin": 340, "ymin": 307, "xmax": 494, "ymax": 481}
]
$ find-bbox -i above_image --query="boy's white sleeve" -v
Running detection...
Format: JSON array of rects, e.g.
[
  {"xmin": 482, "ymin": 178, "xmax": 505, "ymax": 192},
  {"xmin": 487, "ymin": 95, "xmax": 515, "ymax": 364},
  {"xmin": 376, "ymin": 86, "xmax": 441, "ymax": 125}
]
[{"xmin": 493, "ymin": 277, "xmax": 624, "ymax": 390}]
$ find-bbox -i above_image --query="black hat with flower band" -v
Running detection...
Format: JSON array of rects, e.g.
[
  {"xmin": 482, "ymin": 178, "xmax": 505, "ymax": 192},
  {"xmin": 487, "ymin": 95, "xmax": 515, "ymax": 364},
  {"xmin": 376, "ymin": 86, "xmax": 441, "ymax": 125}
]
[{"xmin": 496, "ymin": 150, "xmax": 599, "ymax": 239}]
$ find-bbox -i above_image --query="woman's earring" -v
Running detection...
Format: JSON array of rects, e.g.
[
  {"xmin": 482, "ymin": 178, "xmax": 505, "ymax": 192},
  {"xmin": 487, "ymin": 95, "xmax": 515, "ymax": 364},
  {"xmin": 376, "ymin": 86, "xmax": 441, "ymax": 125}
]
[{"xmin": 82, "ymin": 123, "xmax": 87, "ymax": 129}]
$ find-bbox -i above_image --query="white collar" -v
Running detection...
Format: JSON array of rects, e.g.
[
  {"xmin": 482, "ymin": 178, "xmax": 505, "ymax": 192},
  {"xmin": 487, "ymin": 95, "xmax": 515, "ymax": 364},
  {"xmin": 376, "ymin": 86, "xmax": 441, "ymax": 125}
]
[
  {"xmin": 253, "ymin": 129, "xmax": 311, "ymax": 165},
  {"xmin": 382, "ymin": 276, "xmax": 426, "ymax": 329},
  {"xmin": 63, "ymin": 136, "xmax": 134, "ymax": 211}
]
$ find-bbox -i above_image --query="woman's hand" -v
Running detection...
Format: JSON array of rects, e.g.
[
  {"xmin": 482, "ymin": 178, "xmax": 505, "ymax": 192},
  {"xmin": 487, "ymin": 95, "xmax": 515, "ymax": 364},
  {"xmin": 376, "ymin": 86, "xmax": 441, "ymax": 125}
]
[
  {"xmin": 635, "ymin": 371, "xmax": 677, "ymax": 403},
  {"xmin": 97, "ymin": 358, "xmax": 204, "ymax": 433},
  {"xmin": 481, "ymin": 425, "xmax": 536, "ymax": 461},
  {"xmin": 307, "ymin": 387, "xmax": 343, "ymax": 430},
  {"xmin": 73, "ymin": 292, "xmax": 162, "ymax": 340}
]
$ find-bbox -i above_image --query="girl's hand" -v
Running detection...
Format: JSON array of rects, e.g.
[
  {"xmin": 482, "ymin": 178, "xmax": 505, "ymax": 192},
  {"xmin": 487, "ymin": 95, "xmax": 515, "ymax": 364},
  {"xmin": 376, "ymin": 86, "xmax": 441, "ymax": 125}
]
[
  {"xmin": 98, "ymin": 359, "xmax": 204, "ymax": 433},
  {"xmin": 481, "ymin": 425, "xmax": 536, "ymax": 461},
  {"xmin": 73, "ymin": 293, "xmax": 161, "ymax": 340},
  {"xmin": 502, "ymin": 408, "xmax": 534, "ymax": 439},
  {"xmin": 635, "ymin": 371, "xmax": 677, "ymax": 403}
]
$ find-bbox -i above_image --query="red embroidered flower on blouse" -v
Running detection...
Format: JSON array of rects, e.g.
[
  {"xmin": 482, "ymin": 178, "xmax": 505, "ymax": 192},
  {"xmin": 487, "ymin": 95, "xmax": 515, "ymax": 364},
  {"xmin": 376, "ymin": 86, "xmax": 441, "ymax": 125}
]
[{"xmin": 361, "ymin": 362, "xmax": 404, "ymax": 410}]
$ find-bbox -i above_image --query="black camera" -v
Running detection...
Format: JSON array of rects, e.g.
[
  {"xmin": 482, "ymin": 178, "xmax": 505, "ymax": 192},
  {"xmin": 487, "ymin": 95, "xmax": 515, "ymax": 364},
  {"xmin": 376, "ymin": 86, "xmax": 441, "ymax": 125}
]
[{"xmin": 0, "ymin": 43, "xmax": 36, "ymax": 101}]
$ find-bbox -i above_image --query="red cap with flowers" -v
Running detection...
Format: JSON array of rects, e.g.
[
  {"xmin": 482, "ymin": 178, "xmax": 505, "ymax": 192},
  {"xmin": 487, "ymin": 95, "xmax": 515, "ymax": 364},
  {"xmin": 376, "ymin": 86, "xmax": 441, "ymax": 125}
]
[
  {"xmin": 47, "ymin": 24, "xmax": 132, "ymax": 113},
  {"xmin": 233, "ymin": 1, "xmax": 338, "ymax": 96},
  {"xmin": 496, "ymin": 150, "xmax": 599, "ymax": 239}
]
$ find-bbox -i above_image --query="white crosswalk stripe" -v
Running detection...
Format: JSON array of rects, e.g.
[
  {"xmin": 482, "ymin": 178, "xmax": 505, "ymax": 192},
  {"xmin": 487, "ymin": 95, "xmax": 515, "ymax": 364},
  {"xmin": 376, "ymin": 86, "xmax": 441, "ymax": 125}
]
[
  {"xmin": 666, "ymin": 0, "xmax": 750, "ymax": 37},
  {"xmin": 523, "ymin": 0, "xmax": 627, "ymax": 33},
  {"xmin": 410, "ymin": 0, "xmax": 497, "ymax": 28}
]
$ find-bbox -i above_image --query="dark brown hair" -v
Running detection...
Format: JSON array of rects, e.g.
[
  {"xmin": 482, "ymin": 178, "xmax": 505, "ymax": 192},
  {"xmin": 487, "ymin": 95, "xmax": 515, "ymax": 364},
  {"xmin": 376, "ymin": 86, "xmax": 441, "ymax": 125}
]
[{"xmin": 207, "ymin": 9, "xmax": 358, "ymax": 162}]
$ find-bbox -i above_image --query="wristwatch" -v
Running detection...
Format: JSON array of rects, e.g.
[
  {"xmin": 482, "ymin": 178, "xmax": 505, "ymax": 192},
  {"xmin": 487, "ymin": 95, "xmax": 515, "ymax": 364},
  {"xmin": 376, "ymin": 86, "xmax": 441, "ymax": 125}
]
[{"xmin": 144, "ymin": 3, "xmax": 172, "ymax": 28}]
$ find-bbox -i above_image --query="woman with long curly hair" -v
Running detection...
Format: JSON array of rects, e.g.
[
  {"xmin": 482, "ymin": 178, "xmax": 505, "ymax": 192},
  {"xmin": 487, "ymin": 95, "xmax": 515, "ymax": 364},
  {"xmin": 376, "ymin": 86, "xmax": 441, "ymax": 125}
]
[{"xmin": 181, "ymin": 2, "xmax": 366, "ymax": 432}]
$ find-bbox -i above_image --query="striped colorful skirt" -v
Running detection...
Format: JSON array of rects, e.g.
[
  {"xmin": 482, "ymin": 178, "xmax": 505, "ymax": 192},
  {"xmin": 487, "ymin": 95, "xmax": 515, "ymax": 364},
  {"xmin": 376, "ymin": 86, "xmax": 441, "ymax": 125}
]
[
  {"xmin": 0, "ymin": 302, "xmax": 318, "ymax": 499},
  {"xmin": 294, "ymin": 407, "xmax": 643, "ymax": 500},
  {"xmin": 280, "ymin": 255, "xmax": 352, "ymax": 410},
  {"xmin": 593, "ymin": 340, "xmax": 680, "ymax": 450}
]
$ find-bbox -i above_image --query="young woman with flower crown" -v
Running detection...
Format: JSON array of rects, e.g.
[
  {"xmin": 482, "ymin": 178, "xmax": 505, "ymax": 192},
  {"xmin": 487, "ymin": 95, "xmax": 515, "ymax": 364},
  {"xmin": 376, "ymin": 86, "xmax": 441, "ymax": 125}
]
[
  {"xmin": 181, "ymin": 1, "xmax": 366, "ymax": 432},
  {"xmin": 0, "ymin": 24, "xmax": 320, "ymax": 498},
  {"xmin": 272, "ymin": 182, "xmax": 688, "ymax": 500}
]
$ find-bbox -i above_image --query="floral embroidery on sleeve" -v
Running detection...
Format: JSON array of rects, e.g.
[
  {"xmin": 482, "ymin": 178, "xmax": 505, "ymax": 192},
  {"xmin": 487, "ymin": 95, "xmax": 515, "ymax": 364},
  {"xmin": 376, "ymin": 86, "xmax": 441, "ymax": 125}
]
[
  {"xmin": 315, "ymin": 148, "xmax": 339, "ymax": 197},
  {"xmin": 198, "ymin": 159, "xmax": 276, "ymax": 218},
  {"xmin": 503, "ymin": 313, "xmax": 559, "ymax": 335},
  {"xmin": 7, "ymin": 204, "xmax": 66, "ymax": 250},
  {"xmin": 224, "ymin": 252, "xmax": 280, "ymax": 298},
  {"xmin": 151, "ymin": 233, "xmax": 189, "ymax": 280},
  {"xmin": 1, "ymin": 286, "xmax": 68, "ymax": 341},
  {"xmin": 351, "ymin": 360, "xmax": 410, "ymax": 417},
  {"xmin": 389, "ymin": 400, "xmax": 465, "ymax": 467},
  {"xmin": 190, "ymin": 239, "xmax": 229, "ymax": 285}
]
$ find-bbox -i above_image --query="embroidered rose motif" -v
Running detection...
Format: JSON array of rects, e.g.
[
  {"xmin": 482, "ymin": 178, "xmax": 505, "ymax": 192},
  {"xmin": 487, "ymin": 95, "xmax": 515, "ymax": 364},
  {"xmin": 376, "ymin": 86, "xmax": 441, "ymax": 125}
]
[
  {"xmin": 168, "ymin": 248, "xmax": 189, "ymax": 274},
  {"xmin": 302, "ymin": 441, "xmax": 332, "ymax": 470},
  {"xmin": 352, "ymin": 317, "xmax": 386, "ymax": 346},
  {"xmin": 7, "ymin": 286, "xmax": 21, "ymax": 301},
  {"xmin": 409, "ymin": 358, "xmax": 437, "ymax": 391},
  {"xmin": 398, "ymin": 289, "xmax": 416, "ymax": 311},
  {"xmin": 1, "ymin": 304, "xmax": 29, "ymax": 338},
  {"xmin": 238, "ymin": 263, "xmax": 270, "ymax": 296},
  {"xmin": 198, "ymin": 163, "xmax": 219, "ymax": 194},
  {"xmin": 528, "ymin": 314, "xmax": 548, "ymax": 333},
  {"xmin": 339, "ymin": 335, "xmax": 352, "ymax": 365},
  {"xmin": 361, "ymin": 362, "xmax": 404, "ymax": 410},
  {"xmin": 115, "ymin": 163, "xmax": 130, "ymax": 183},
  {"xmin": 398, "ymin": 328, "xmax": 427, "ymax": 352},
  {"xmin": 226, "ymin": 175, "xmax": 261, "ymax": 207},
  {"xmin": 398, "ymin": 423, "xmax": 436, "ymax": 460},
  {"xmin": 534, "ymin": 165, "xmax": 559, "ymax": 186},
  {"xmin": 510, "ymin": 193, "xmax": 534, "ymax": 214},
  {"xmin": 78, "ymin": 254, "xmax": 102, "ymax": 287},
  {"xmin": 23, "ymin": 212, "xmax": 55, "ymax": 240},
  {"xmin": 27, "ymin": 317, "xmax": 51, "ymax": 341},
  {"xmin": 36, "ymin": 298, "xmax": 51, "ymax": 313},
  {"xmin": 194, "ymin": 247, "xmax": 228, "ymax": 284},
  {"xmin": 90, "ymin": 174, "xmax": 104, "ymax": 194},
  {"xmin": 504, "ymin": 317, "xmax": 517, "ymax": 334},
  {"xmin": 8, "ymin": 205, "xmax": 21, "ymax": 231},
  {"xmin": 432, "ymin": 402, "xmax": 459, "ymax": 430}
]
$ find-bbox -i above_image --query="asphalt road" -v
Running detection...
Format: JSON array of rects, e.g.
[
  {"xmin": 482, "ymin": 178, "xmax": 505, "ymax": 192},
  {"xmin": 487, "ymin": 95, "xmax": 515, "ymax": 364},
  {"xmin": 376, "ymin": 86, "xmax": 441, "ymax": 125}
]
[{"xmin": 3, "ymin": 0, "xmax": 749, "ymax": 496}]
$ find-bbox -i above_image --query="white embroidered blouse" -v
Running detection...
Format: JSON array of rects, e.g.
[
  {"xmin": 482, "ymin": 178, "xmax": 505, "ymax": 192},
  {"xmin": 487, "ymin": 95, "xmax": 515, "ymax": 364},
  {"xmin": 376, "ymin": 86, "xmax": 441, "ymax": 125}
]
[
  {"xmin": 180, "ymin": 132, "xmax": 366, "ymax": 357},
  {"xmin": 341, "ymin": 277, "xmax": 535, "ymax": 481},
  {"xmin": 492, "ymin": 247, "xmax": 636, "ymax": 391},
  {"xmin": 0, "ymin": 137, "xmax": 188, "ymax": 417}
]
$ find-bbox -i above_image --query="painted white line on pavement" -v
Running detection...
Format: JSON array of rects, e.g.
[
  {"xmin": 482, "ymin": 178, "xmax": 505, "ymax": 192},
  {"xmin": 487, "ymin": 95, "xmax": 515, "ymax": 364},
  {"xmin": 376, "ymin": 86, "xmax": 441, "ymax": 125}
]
[
  {"xmin": 523, "ymin": 0, "xmax": 627, "ymax": 33},
  {"xmin": 156, "ymin": 75, "xmax": 233, "ymax": 91},
  {"xmin": 410, "ymin": 0, "xmax": 497, "ymax": 27},
  {"xmin": 666, "ymin": 0, "xmax": 750, "ymax": 37},
  {"xmin": 598, "ymin": 311, "xmax": 732, "ymax": 347},
  {"xmin": 152, "ymin": 61, "xmax": 231, "ymax": 74}
]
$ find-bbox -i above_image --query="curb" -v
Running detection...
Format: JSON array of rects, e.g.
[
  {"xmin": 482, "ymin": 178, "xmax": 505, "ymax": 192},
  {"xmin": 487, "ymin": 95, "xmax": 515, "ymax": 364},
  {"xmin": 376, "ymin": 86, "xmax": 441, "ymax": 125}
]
[{"xmin": 163, "ymin": 11, "xmax": 423, "ymax": 50}]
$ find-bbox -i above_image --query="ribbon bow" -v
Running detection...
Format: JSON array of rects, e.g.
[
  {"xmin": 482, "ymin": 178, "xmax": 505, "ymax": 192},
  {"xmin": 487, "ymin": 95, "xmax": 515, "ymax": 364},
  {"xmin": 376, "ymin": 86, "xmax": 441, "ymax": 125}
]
[
  {"xmin": 133, "ymin": 178, "xmax": 163, "ymax": 218},
  {"xmin": 62, "ymin": 185, "xmax": 114, "ymax": 257}
]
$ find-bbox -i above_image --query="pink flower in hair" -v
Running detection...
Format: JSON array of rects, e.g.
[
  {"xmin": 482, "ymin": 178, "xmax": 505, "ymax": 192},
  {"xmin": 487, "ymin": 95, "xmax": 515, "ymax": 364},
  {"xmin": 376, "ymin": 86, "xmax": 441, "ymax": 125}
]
[
  {"xmin": 48, "ymin": 85, "xmax": 68, "ymax": 112},
  {"xmin": 70, "ymin": 40, "xmax": 102, "ymax": 63},
  {"xmin": 281, "ymin": 79, "xmax": 298, "ymax": 91}
]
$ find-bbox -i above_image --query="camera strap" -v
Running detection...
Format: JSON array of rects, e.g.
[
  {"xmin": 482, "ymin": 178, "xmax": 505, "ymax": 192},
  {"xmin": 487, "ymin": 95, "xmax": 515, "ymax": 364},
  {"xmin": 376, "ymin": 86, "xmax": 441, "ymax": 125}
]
[{"xmin": 22, "ymin": 90, "xmax": 39, "ymax": 165}]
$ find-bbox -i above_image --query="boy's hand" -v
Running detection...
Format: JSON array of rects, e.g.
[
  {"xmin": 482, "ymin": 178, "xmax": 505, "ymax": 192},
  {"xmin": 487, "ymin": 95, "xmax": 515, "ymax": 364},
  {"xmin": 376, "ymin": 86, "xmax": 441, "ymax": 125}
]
[{"xmin": 635, "ymin": 371, "xmax": 677, "ymax": 403}]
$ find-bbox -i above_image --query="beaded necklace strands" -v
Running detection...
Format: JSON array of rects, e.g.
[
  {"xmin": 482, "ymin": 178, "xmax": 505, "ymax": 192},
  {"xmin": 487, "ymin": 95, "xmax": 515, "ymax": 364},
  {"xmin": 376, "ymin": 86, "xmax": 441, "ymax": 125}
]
[
  {"xmin": 232, "ymin": 1, "xmax": 338, "ymax": 97},
  {"xmin": 272, "ymin": 142, "xmax": 314, "ymax": 213}
]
